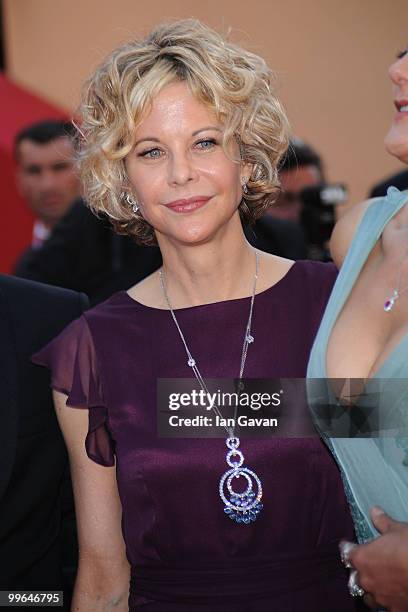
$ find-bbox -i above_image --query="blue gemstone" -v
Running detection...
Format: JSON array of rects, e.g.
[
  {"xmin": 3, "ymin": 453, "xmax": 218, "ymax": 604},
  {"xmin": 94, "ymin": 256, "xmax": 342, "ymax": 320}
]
[
  {"xmin": 243, "ymin": 517, "xmax": 250, "ymax": 524},
  {"xmin": 224, "ymin": 507, "xmax": 232, "ymax": 514}
]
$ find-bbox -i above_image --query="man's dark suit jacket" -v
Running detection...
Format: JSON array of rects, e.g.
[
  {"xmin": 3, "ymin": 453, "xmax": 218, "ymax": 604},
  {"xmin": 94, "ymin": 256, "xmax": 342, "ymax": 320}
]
[
  {"xmin": 369, "ymin": 168, "xmax": 408, "ymax": 198},
  {"xmin": 14, "ymin": 199, "xmax": 306, "ymax": 304},
  {"xmin": 14, "ymin": 199, "xmax": 163, "ymax": 305},
  {"xmin": 0, "ymin": 275, "xmax": 89, "ymax": 607}
]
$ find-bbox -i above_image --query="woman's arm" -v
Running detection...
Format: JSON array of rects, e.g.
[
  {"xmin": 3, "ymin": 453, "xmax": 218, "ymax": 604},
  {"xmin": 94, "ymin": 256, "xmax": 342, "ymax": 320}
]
[{"xmin": 53, "ymin": 390, "xmax": 130, "ymax": 611}]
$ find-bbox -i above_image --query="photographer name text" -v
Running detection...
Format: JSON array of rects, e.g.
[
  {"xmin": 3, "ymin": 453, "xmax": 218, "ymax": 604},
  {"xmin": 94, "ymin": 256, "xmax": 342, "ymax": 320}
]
[{"xmin": 168, "ymin": 415, "xmax": 279, "ymax": 428}]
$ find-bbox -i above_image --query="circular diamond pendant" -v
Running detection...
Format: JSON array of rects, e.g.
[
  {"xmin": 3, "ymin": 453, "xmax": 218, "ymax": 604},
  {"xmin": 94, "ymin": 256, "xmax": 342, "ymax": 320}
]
[{"xmin": 219, "ymin": 438, "xmax": 263, "ymax": 524}]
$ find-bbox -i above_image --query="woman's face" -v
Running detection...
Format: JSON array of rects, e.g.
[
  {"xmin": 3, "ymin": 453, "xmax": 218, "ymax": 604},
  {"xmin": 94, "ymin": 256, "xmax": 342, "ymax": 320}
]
[
  {"xmin": 385, "ymin": 48, "xmax": 408, "ymax": 164},
  {"xmin": 125, "ymin": 81, "xmax": 247, "ymax": 246}
]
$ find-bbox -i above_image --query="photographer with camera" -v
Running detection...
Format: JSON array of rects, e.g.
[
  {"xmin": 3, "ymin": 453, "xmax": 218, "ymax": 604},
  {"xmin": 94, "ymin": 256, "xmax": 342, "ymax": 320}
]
[{"xmin": 267, "ymin": 138, "xmax": 347, "ymax": 261}]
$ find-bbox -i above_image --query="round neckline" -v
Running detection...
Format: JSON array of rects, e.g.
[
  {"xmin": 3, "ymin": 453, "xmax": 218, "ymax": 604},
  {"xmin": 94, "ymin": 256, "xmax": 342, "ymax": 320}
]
[{"xmin": 122, "ymin": 261, "xmax": 298, "ymax": 312}]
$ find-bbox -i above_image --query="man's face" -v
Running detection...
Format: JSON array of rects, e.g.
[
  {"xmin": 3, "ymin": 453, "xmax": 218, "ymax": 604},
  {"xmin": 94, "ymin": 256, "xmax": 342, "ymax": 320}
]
[
  {"xmin": 16, "ymin": 137, "xmax": 80, "ymax": 228},
  {"xmin": 268, "ymin": 164, "xmax": 321, "ymax": 223}
]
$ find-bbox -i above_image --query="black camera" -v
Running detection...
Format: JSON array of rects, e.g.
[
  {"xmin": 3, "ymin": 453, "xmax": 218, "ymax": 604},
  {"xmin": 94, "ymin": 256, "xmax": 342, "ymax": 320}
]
[{"xmin": 299, "ymin": 183, "xmax": 348, "ymax": 261}]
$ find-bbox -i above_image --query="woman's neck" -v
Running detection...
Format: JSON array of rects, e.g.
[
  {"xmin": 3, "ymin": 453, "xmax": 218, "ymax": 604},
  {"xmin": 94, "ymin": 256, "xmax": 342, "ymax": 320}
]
[{"xmin": 157, "ymin": 230, "xmax": 258, "ymax": 309}]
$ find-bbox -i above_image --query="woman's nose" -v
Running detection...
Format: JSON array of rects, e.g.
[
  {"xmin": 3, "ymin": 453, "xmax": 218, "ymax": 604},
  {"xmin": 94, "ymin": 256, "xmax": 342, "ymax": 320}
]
[
  {"xmin": 168, "ymin": 152, "xmax": 198, "ymax": 186},
  {"xmin": 389, "ymin": 54, "xmax": 408, "ymax": 86}
]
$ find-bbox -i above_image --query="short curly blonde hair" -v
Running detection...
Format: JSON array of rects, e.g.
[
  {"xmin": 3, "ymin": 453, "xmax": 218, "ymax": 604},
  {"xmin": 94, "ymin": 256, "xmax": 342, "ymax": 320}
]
[{"xmin": 78, "ymin": 19, "xmax": 290, "ymax": 245}]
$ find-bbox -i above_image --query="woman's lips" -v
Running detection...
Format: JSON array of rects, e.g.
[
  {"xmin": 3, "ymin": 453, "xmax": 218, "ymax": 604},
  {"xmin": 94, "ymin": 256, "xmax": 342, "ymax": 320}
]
[
  {"xmin": 394, "ymin": 100, "xmax": 408, "ymax": 121},
  {"xmin": 393, "ymin": 110, "xmax": 408, "ymax": 122},
  {"xmin": 164, "ymin": 196, "xmax": 212, "ymax": 213}
]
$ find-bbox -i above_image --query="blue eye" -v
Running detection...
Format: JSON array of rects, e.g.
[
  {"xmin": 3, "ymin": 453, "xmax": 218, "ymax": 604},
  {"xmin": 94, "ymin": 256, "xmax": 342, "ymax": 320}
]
[
  {"xmin": 196, "ymin": 138, "xmax": 217, "ymax": 150},
  {"xmin": 140, "ymin": 148, "xmax": 162, "ymax": 159}
]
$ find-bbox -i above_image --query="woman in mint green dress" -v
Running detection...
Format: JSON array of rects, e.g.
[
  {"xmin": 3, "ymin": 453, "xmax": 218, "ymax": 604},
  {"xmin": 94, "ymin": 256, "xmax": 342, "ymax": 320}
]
[{"xmin": 308, "ymin": 48, "xmax": 408, "ymax": 610}]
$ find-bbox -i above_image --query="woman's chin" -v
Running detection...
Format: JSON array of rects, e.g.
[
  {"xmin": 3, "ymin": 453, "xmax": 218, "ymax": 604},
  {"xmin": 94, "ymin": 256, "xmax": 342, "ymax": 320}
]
[
  {"xmin": 158, "ymin": 225, "xmax": 217, "ymax": 247},
  {"xmin": 384, "ymin": 128, "xmax": 408, "ymax": 165},
  {"xmin": 177, "ymin": 230, "xmax": 216, "ymax": 246}
]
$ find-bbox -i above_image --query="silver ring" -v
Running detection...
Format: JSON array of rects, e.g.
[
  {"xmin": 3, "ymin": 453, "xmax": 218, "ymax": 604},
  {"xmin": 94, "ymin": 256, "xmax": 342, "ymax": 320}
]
[
  {"xmin": 348, "ymin": 570, "xmax": 365, "ymax": 597},
  {"xmin": 339, "ymin": 541, "xmax": 357, "ymax": 569}
]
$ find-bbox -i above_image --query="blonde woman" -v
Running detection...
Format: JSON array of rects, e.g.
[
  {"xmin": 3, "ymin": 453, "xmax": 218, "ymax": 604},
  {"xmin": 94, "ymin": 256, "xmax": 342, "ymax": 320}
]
[{"xmin": 33, "ymin": 20, "xmax": 359, "ymax": 611}]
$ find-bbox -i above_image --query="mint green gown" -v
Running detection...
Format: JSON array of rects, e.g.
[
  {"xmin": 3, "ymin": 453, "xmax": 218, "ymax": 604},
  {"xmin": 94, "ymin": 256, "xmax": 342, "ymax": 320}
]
[{"xmin": 307, "ymin": 187, "xmax": 408, "ymax": 543}]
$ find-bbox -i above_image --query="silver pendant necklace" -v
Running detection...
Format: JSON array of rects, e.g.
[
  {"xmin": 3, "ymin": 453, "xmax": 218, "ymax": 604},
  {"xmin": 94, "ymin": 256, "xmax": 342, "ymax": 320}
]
[
  {"xmin": 159, "ymin": 251, "xmax": 263, "ymax": 524},
  {"xmin": 384, "ymin": 258, "xmax": 408, "ymax": 312}
]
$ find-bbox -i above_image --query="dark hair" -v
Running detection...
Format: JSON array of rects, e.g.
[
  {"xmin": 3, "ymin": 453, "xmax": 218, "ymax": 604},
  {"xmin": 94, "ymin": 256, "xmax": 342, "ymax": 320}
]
[
  {"xmin": 14, "ymin": 119, "xmax": 76, "ymax": 159},
  {"xmin": 279, "ymin": 138, "xmax": 324, "ymax": 180}
]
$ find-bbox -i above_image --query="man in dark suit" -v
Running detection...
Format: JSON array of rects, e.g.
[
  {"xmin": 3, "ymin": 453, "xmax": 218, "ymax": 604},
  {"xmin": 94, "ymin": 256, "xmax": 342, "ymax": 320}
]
[
  {"xmin": 244, "ymin": 214, "xmax": 307, "ymax": 260},
  {"xmin": 369, "ymin": 168, "xmax": 408, "ymax": 198},
  {"xmin": 0, "ymin": 275, "xmax": 89, "ymax": 610},
  {"xmin": 14, "ymin": 198, "xmax": 164, "ymax": 305},
  {"xmin": 14, "ymin": 199, "xmax": 306, "ymax": 305}
]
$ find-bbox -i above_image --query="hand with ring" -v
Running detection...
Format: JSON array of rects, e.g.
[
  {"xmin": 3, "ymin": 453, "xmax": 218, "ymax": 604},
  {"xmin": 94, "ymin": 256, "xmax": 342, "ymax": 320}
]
[
  {"xmin": 340, "ymin": 507, "xmax": 408, "ymax": 610},
  {"xmin": 339, "ymin": 541, "xmax": 365, "ymax": 598}
]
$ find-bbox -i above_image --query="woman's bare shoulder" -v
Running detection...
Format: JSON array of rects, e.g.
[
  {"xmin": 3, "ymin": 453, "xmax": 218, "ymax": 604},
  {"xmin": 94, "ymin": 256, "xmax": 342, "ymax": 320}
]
[{"xmin": 330, "ymin": 198, "xmax": 382, "ymax": 268}]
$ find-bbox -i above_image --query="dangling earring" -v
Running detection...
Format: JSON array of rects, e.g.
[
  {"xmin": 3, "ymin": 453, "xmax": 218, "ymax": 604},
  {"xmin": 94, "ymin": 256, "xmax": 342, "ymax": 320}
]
[
  {"xmin": 241, "ymin": 177, "xmax": 249, "ymax": 195},
  {"xmin": 122, "ymin": 192, "xmax": 139, "ymax": 213}
]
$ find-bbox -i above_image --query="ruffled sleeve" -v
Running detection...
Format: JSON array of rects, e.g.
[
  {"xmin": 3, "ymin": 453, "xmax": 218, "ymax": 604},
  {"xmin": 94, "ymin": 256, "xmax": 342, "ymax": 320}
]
[{"xmin": 32, "ymin": 315, "xmax": 115, "ymax": 467}]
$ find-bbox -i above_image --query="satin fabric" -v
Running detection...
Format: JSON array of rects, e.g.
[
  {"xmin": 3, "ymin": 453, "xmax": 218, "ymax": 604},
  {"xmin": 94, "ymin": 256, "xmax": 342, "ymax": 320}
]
[
  {"xmin": 307, "ymin": 187, "xmax": 408, "ymax": 543},
  {"xmin": 33, "ymin": 260, "xmax": 358, "ymax": 610}
]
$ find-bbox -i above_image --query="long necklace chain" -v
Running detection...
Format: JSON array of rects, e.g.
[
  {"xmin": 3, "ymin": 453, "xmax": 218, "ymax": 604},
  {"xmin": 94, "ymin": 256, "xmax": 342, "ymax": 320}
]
[
  {"xmin": 159, "ymin": 252, "xmax": 258, "ymax": 436},
  {"xmin": 159, "ymin": 251, "xmax": 264, "ymax": 524}
]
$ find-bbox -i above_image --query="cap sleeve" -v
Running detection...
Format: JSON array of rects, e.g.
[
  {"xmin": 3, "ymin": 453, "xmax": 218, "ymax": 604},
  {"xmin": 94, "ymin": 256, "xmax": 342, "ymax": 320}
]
[{"xmin": 32, "ymin": 315, "xmax": 115, "ymax": 467}]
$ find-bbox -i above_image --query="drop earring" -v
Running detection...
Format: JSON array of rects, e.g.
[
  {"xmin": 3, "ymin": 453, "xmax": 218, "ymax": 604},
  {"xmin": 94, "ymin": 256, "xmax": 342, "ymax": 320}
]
[{"xmin": 123, "ymin": 192, "xmax": 139, "ymax": 213}]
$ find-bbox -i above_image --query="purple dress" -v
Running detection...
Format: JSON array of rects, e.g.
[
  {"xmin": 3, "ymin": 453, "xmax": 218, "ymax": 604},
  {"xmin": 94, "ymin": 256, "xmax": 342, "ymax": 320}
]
[{"xmin": 32, "ymin": 261, "xmax": 358, "ymax": 611}]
